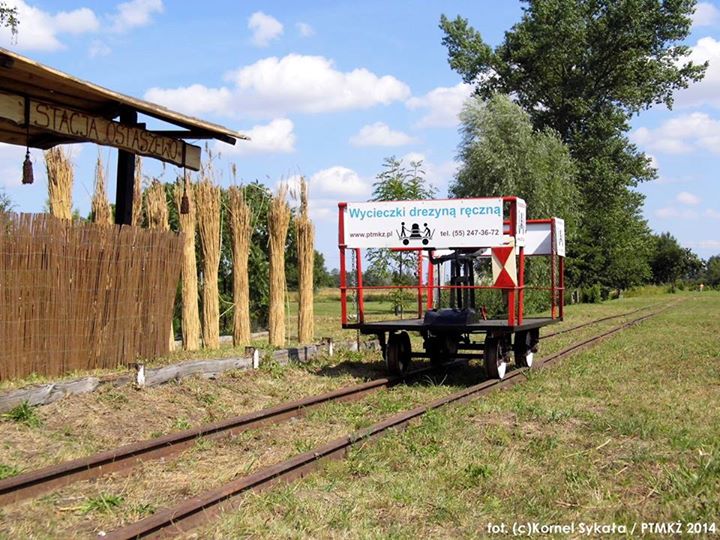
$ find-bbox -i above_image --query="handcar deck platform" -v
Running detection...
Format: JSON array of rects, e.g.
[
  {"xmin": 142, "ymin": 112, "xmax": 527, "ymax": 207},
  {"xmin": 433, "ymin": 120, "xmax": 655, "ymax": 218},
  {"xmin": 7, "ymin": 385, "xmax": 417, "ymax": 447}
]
[{"xmin": 347, "ymin": 317, "xmax": 560, "ymax": 334}]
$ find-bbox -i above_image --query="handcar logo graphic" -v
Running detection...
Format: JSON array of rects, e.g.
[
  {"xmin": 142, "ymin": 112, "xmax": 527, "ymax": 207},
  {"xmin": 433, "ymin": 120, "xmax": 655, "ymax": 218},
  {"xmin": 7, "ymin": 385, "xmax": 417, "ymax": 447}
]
[{"xmin": 398, "ymin": 222, "xmax": 434, "ymax": 246}]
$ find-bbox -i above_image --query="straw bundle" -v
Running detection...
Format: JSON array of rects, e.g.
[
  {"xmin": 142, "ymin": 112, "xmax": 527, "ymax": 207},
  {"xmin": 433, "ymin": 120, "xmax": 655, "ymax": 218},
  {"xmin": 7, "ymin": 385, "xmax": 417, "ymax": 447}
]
[
  {"xmin": 44, "ymin": 147, "xmax": 73, "ymax": 219},
  {"xmin": 268, "ymin": 183, "xmax": 291, "ymax": 347},
  {"xmin": 145, "ymin": 180, "xmax": 169, "ymax": 231},
  {"xmin": 145, "ymin": 180, "xmax": 174, "ymax": 348},
  {"xmin": 296, "ymin": 178, "xmax": 314, "ymax": 344},
  {"xmin": 228, "ymin": 185, "xmax": 253, "ymax": 346},
  {"xmin": 174, "ymin": 179, "xmax": 201, "ymax": 350},
  {"xmin": 195, "ymin": 179, "xmax": 221, "ymax": 349},
  {"xmin": 132, "ymin": 156, "xmax": 143, "ymax": 226},
  {"xmin": 91, "ymin": 154, "xmax": 112, "ymax": 225}
]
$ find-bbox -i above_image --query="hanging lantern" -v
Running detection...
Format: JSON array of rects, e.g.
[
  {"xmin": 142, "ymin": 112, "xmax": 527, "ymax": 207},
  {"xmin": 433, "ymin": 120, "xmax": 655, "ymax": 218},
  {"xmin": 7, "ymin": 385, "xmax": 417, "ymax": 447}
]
[
  {"xmin": 180, "ymin": 190, "xmax": 190, "ymax": 214},
  {"xmin": 22, "ymin": 97, "xmax": 34, "ymax": 184},
  {"xmin": 22, "ymin": 148, "xmax": 33, "ymax": 185},
  {"xmin": 180, "ymin": 169, "xmax": 190, "ymax": 214}
]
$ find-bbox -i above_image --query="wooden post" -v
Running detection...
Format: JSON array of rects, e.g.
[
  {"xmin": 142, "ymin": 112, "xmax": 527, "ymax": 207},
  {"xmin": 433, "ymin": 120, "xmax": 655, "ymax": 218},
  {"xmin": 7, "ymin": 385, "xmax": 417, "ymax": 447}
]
[{"xmin": 115, "ymin": 109, "xmax": 137, "ymax": 226}]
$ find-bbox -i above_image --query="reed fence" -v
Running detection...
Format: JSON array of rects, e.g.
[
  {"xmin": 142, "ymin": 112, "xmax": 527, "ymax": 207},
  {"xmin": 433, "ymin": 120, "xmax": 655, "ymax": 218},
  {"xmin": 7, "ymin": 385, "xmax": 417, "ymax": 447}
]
[{"xmin": 0, "ymin": 213, "xmax": 183, "ymax": 379}]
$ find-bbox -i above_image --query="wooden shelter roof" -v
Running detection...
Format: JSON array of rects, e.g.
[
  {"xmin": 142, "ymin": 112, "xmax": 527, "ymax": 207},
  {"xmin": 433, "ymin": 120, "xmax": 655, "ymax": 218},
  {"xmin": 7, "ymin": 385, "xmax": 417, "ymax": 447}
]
[{"xmin": 0, "ymin": 47, "xmax": 248, "ymax": 151}]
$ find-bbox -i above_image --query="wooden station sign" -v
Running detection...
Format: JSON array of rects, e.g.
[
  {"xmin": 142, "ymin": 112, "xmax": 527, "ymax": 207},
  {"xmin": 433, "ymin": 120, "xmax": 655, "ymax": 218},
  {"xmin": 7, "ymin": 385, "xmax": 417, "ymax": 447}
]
[{"xmin": 0, "ymin": 91, "xmax": 201, "ymax": 170}]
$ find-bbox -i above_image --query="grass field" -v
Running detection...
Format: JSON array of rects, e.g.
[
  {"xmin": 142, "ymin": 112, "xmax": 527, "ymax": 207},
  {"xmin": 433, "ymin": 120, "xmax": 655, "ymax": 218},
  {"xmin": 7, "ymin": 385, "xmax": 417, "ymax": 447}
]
[
  {"xmin": 202, "ymin": 292, "xmax": 720, "ymax": 538},
  {"xmin": 0, "ymin": 292, "xmax": 717, "ymax": 538}
]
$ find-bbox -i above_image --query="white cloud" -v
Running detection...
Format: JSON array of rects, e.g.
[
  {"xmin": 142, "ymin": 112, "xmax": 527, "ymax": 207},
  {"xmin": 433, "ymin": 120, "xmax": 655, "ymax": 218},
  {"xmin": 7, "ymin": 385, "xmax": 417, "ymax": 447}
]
[
  {"xmin": 0, "ymin": 1, "xmax": 99, "ymax": 51},
  {"xmin": 309, "ymin": 166, "xmax": 371, "ymax": 198},
  {"xmin": 52, "ymin": 7, "xmax": 98, "ymax": 34},
  {"xmin": 146, "ymin": 54, "xmax": 410, "ymax": 118},
  {"xmin": 406, "ymin": 83, "xmax": 473, "ymax": 128},
  {"xmin": 631, "ymin": 112, "xmax": 720, "ymax": 155},
  {"xmin": 88, "ymin": 40, "xmax": 111, "ymax": 58},
  {"xmin": 284, "ymin": 166, "xmax": 372, "ymax": 221},
  {"xmin": 222, "ymin": 118, "xmax": 295, "ymax": 155},
  {"xmin": 676, "ymin": 191, "xmax": 701, "ymax": 205},
  {"xmin": 706, "ymin": 208, "xmax": 720, "ymax": 219},
  {"xmin": 654, "ymin": 206, "xmax": 700, "ymax": 219},
  {"xmin": 692, "ymin": 2, "xmax": 720, "ymax": 27},
  {"xmin": 144, "ymin": 84, "xmax": 232, "ymax": 116},
  {"xmin": 110, "ymin": 0, "xmax": 163, "ymax": 33},
  {"xmin": 296, "ymin": 22, "xmax": 314, "ymax": 37},
  {"xmin": 349, "ymin": 122, "xmax": 416, "ymax": 147},
  {"xmin": 248, "ymin": 11, "xmax": 283, "ymax": 47},
  {"xmin": 675, "ymin": 37, "xmax": 720, "ymax": 108}
]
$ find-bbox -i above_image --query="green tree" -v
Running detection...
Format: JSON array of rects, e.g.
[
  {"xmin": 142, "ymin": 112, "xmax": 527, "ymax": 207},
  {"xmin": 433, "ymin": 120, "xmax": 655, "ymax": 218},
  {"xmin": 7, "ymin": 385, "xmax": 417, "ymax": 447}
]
[
  {"xmin": 440, "ymin": 1, "xmax": 705, "ymax": 288},
  {"xmin": 366, "ymin": 157, "xmax": 436, "ymax": 314},
  {"xmin": 649, "ymin": 232, "xmax": 699, "ymax": 284},
  {"xmin": 452, "ymin": 94, "xmax": 580, "ymax": 311},
  {"xmin": 452, "ymin": 94, "xmax": 579, "ymax": 231},
  {"xmin": 0, "ymin": 3, "xmax": 19, "ymax": 38},
  {"xmin": 366, "ymin": 156, "xmax": 436, "ymax": 282},
  {"xmin": 704, "ymin": 255, "xmax": 720, "ymax": 287},
  {"xmin": 0, "ymin": 188, "xmax": 13, "ymax": 213}
]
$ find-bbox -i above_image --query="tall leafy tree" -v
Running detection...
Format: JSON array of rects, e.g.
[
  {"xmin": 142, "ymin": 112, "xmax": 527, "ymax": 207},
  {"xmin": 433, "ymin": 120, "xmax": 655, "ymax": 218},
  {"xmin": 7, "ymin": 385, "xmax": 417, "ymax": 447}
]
[
  {"xmin": 704, "ymin": 255, "xmax": 720, "ymax": 287},
  {"xmin": 452, "ymin": 94, "xmax": 579, "ymax": 233},
  {"xmin": 366, "ymin": 156, "xmax": 436, "ymax": 284},
  {"xmin": 453, "ymin": 94, "xmax": 579, "ymax": 309},
  {"xmin": 649, "ymin": 232, "xmax": 701, "ymax": 284},
  {"xmin": 366, "ymin": 157, "xmax": 436, "ymax": 314},
  {"xmin": 440, "ymin": 0, "xmax": 706, "ymax": 288}
]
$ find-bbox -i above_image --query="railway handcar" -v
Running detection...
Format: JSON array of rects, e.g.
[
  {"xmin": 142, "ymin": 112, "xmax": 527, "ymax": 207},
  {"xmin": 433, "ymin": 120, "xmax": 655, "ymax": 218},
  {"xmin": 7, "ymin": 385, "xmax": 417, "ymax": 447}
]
[{"xmin": 337, "ymin": 196, "xmax": 566, "ymax": 379}]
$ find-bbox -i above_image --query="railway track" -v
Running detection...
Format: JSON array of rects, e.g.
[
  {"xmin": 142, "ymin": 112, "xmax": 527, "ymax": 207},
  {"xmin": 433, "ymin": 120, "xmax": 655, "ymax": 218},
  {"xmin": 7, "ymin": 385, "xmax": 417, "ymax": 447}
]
[
  {"xmin": 104, "ymin": 305, "xmax": 667, "ymax": 539},
  {"xmin": 0, "ymin": 304, "xmax": 665, "ymax": 535}
]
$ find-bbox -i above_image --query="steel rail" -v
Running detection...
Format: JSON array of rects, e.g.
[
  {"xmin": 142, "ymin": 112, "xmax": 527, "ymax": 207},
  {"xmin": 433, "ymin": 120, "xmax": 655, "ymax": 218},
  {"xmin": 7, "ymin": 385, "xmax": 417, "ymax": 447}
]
[
  {"xmin": 105, "ymin": 306, "xmax": 668, "ymax": 539},
  {"xmin": 542, "ymin": 304, "xmax": 652, "ymax": 338},
  {"xmin": 0, "ymin": 372, "xmax": 413, "ymax": 506},
  {"xmin": 0, "ymin": 304, "xmax": 659, "ymax": 507}
]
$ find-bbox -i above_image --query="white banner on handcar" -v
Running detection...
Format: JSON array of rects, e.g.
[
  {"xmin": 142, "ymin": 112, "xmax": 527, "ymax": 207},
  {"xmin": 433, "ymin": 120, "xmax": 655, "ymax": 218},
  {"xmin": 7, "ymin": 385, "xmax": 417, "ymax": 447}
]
[{"xmin": 343, "ymin": 198, "xmax": 506, "ymax": 249}]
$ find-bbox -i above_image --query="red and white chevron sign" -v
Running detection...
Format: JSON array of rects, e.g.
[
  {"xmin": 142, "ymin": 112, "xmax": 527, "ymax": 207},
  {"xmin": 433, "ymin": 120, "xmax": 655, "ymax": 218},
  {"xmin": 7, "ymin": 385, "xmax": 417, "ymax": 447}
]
[{"xmin": 491, "ymin": 245, "xmax": 517, "ymax": 288}]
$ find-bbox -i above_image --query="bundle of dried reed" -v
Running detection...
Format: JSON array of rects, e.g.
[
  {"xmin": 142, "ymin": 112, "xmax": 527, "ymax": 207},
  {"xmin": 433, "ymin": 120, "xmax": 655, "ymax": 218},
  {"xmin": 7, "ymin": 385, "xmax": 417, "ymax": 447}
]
[
  {"xmin": 145, "ymin": 180, "xmax": 169, "ymax": 231},
  {"xmin": 228, "ymin": 185, "xmax": 253, "ymax": 346},
  {"xmin": 145, "ymin": 180, "xmax": 174, "ymax": 348},
  {"xmin": 91, "ymin": 154, "xmax": 112, "ymax": 225},
  {"xmin": 296, "ymin": 178, "xmax": 314, "ymax": 344},
  {"xmin": 268, "ymin": 183, "xmax": 290, "ymax": 347},
  {"xmin": 195, "ymin": 178, "xmax": 221, "ymax": 349},
  {"xmin": 173, "ymin": 178, "xmax": 201, "ymax": 350},
  {"xmin": 44, "ymin": 147, "xmax": 73, "ymax": 220}
]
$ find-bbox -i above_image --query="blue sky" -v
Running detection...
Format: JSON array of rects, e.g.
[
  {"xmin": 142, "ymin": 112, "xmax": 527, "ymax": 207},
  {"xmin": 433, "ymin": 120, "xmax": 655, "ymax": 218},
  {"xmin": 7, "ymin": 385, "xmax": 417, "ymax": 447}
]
[{"xmin": 1, "ymin": 0, "xmax": 719, "ymax": 268}]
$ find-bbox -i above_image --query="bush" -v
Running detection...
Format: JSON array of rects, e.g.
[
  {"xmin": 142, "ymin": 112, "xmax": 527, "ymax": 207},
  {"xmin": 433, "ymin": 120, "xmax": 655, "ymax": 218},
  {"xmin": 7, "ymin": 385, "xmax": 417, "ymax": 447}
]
[{"xmin": 582, "ymin": 284, "xmax": 603, "ymax": 304}]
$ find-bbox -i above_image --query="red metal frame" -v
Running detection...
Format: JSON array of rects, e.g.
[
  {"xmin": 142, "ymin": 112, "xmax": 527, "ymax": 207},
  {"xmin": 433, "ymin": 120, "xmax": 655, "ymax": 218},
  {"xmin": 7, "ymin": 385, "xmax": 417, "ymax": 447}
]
[{"xmin": 337, "ymin": 200, "xmax": 565, "ymax": 328}]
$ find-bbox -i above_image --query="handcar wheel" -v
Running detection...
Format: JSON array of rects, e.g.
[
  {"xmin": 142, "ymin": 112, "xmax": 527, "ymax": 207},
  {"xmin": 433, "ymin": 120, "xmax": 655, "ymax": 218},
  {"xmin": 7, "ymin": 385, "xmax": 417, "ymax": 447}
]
[
  {"xmin": 386, "ymin": 332, "xmax": 411, "ymax": 375},
  {"xmin": 514, "ymin": 331, "xmax": 534, "ymax": 368},
  {"xmin": 484, "ymin": 334, "xmax": 508, "ymax": 380}
]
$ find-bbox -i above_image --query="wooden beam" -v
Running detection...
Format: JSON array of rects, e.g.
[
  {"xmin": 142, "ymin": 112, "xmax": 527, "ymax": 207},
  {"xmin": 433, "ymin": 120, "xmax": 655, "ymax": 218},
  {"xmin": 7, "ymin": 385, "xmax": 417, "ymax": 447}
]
[
  {"xmin": 0, "ymin": 90, "xmax": 201, "ymax": 170},
  {"xmin": 150, "ymin": 129, "xmax": 236, "ymax": 145},
  {"xmin": 115, "ymin": 110, "xmax": 136, "ymax": 226}
]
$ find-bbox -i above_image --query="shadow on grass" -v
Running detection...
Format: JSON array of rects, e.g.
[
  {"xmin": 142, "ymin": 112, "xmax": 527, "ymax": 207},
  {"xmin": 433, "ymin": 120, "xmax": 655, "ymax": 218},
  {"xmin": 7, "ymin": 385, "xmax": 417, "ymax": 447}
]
[{"xmin": 309, "ymin": 354, "xmax": 501, "ymax": 392}]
